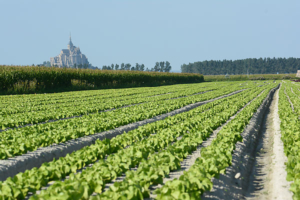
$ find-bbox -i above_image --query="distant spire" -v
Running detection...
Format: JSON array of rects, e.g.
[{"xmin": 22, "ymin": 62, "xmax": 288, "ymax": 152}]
[{"xmin": 68, "ymin": 33, "xmax": 73, "ymax": 48}]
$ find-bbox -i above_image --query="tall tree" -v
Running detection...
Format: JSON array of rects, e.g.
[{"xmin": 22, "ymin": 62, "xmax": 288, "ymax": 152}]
[
  {"xmin": 121, "ymin": 63, "xmax": 125, "ymax": 70},
  {"xmin": 165, "ymin": 61, "xmax": 171, "ymax": 72},
  {"xmin": 115, "ymin": 64, "xmax": 120, "ymax": 70},
  {"xmin": 125, "ymin": 63, "xmax": 131, "ymax": 70},
  {"xmin": 159, "ymin": 62, "xmax": 165, "ymax": 72},
  {"xmin": 135, "ymin": 63, "xmax": 140, "ymax": 71},
  {"xmin": 154, "ymin": 62, "xmax": 160, "ymax": 72},
  {"xmin": 140, "ymin": 64, "xmax": 145, "ymax": 71}
]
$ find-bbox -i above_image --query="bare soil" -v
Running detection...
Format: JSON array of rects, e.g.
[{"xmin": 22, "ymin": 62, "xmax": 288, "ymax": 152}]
[{"xmin": 245, "ymin": 86, "xmax": 293, "ymax": 200}]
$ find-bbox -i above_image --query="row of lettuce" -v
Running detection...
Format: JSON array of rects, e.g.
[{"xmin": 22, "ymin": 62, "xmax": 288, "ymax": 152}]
[
  {"xmin": 278, "ymin": 82, "xmax": 300, "ymax": 199},
  {"xmin": 0, "ymin": 82, "xmax": 205, "ymax": 108},
  {"xmin": 0, "ymin": 83, "xmax": 272, "ymax": 199},
  {"xmin": 0, "ymin": 83, "xmax": 253, "ymax": 160},
  {"xmin": 0, "ymin": 83, "xmax": 220, "ymax": 129}
]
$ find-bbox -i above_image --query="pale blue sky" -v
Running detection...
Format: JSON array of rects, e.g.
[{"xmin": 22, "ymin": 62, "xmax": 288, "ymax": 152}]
[{"xmin": 0, "ymin": 1, "xmax": 299, "ymax": 72}]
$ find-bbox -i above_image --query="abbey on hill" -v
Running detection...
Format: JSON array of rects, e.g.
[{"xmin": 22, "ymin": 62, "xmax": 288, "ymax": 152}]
[{"xmin": 50, "ymin": 36, "xmax": 89, "ymax": 68}]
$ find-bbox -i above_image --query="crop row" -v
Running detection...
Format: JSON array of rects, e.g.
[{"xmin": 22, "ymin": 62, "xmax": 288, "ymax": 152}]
[
  {"xmin": 0, "ymin": 83, "xmax": 251, "ymax": 160},
  {"xmin": 0, "ymin": 88, "xmax": 166, "ymax": 114},
  {"xmin": 278, "ymin": 82, "xmax": 300, "ymax": 199},
  {"xmin": 0, "ymin": 83, "xmax": 202, "ymax": 113},
  {"xmin": 0, "ymin": 84, "xmax": 220, "ymax": 129},
  {"xmin": 0, "ymin": 82, "xmax": 254, "ymax": 199},
  {"xmin": 28, "ymin": 83, "xmax": 269, "ymax": 199},
  {"xmin": 0, "ymin": 82, "xmax": 208, "ymax": 105},
  {"xmin": 0, "ymin": 81, "xmax": 253, "ymax": 111}
]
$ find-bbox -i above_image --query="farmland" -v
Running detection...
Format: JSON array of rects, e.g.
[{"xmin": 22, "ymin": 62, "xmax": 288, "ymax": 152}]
[{"xmin": 0, "ymin": 80, "xmax": 299, "ymax": 199}]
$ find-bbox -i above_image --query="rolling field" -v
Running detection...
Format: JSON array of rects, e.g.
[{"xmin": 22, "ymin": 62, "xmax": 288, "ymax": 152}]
[{"xmin": 0, "ymin": 81, "xmax": 299, "ymax": 199}]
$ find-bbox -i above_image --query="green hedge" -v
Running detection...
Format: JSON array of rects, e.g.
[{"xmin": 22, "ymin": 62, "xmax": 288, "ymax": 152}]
[{"xmin": 0, "ymin": 66, "xmax": 204, "ymax": 94}]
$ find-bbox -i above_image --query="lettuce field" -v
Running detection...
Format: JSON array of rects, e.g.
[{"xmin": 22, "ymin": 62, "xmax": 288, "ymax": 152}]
[{"xmin": 0, "ymin": 81, "xmax": 299, "ymax": 199}]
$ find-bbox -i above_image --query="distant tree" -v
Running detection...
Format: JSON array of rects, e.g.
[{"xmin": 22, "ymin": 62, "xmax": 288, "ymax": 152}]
[
  {"xmin": 159, "ymin": 62, "xmax": 165, "ymax": 72},
  {"xmin": 154, "ymin": 62, "xmax": 160, "ymax": 72},
  {"xmin": 73, "ymin": 64, "xmax": 77, "ymax": 69},
  {"xmin": 140, "ymin": 64, "xmax": 145, "ymax": 71},
  {"xmin": 131, "ymin": 66, "xmax": 135, "ymax": 71},
  {"xmin": 125, "ymin": 63, "xmax": 131, "ymax": 70},
  {"xmin": 180, "ymin": 57, "xmax": 300, "ymax": 74},
  {"xmin": 135, "ymin": 63, "xmax": 140, "ymax": 71},
  {"xmin": 115, "ymin": 64, "xmax": 120, "ymax": 70},
  {"xmin": 146, "ymin": 67, "xmax": 149, "ymax": 71},
  {"xmin": 42, "ymin": 61, "xmax": 51, "ymax": 67},
  {"xmin": 121, "ymin": 63, "xmax": 125, "ymax": 70},
  {"xmin": 102, "ymin": 65, "xmax": 107, "ymax": 70},
  {"xmin": 165, "ymin": 61, "xmax": 171, "ymax": 72},
  {"xmin": 111, "ymin": 64, "xmax": 115, "ymax": 70},
  {"xmin": 83, "ymin": 64, "xmax": 88, "ymax": 69},
  {"xmin": 78, "ymin": 64, "xmax": 83, "ymax": 69}
]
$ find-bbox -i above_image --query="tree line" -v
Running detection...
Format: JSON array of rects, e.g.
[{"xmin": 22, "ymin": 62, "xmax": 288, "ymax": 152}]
[
  {"xmin": 102, "ymin": 61, "xmax": 172, "ymax": 72},
  {"xmin": 181, "ymin": 57, "xmax": 300, "ymax": 75},
  {"xmin": 40, "ymin": 61, "xmax": 172, "ymax": 72}
]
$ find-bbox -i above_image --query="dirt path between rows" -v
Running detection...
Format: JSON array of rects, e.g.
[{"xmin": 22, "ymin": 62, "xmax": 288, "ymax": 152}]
[{"xmin": 246, "ymin": 86, "xmax": 293, "ymax": 200}]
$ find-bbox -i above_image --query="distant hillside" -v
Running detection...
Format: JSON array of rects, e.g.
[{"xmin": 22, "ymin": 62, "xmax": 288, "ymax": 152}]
[{"xmin": 181, "ymin": 57, "xmax": 300, "ymax": 75}]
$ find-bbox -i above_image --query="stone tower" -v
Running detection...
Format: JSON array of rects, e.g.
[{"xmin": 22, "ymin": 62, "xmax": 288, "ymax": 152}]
[
  {"xmin": 68, "ymin": 35, "xmax": 74, "ymax": 50},
  {"xmin": 50, "ymin": 36, "xmax": 89, "ymax": 68}
]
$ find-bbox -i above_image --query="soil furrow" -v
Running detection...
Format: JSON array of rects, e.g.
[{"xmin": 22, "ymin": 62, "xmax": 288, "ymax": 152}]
[
  {"xmin": 200, "ymin": 84, "xmax": 279, "ymax": 200},
  {"xmin": 244, "ymin": 84, "xmax": 293, "ymax": 200}
]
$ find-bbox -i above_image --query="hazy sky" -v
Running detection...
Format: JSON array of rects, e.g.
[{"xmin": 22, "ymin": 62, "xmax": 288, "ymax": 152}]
[{"xmin": 0, "ymin": 1, "xmax": 299, "ymax": 72}]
